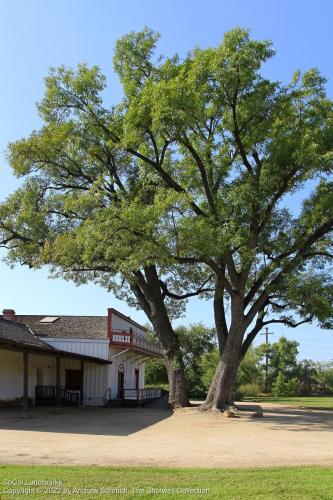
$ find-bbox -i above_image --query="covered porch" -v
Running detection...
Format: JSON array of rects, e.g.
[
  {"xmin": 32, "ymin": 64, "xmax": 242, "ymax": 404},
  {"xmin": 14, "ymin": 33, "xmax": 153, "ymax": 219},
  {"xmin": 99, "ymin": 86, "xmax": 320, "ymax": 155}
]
[
  {"xmin": 121, "ymin": 388, "xmax": 163, "ymax": 406},
  {"xmin": 0, "ymin": 319, "xmax": 111, "ymax": 416},
  {"xmin": 104, "ymin": 387, "xmax": 162, "ymax": 407}
]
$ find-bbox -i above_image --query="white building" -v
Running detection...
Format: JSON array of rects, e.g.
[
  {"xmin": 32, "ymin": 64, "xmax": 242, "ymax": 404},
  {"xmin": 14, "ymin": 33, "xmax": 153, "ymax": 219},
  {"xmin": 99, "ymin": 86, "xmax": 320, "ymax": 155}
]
[{"xmin": 0, "ymin": 308, "xmax": 162, "ymax": 413}]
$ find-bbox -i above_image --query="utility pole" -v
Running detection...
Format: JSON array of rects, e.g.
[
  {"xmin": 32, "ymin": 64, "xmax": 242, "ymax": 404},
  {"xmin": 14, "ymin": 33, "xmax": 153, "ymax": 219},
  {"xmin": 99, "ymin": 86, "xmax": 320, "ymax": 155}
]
[{"xmin": 261, "ymin": 327, "xmax": 275, "ymax": 393}]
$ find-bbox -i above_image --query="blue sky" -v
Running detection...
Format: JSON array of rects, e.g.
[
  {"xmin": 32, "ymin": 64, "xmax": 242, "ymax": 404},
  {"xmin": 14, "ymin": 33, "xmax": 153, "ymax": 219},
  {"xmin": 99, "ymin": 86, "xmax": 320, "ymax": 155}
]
[{"xmin": 0, "ymin": 0, "xmax": 332, "ymax": 360}]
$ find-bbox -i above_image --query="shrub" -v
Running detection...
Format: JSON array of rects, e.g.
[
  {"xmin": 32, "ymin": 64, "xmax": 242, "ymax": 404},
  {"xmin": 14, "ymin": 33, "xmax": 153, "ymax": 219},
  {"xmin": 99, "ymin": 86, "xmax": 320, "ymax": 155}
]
[
  {"xmin": 238, "ymin": 383, "xmax": 261, "ymax": 397},
  {"xmin": 145, "ymin": 383, "xmax": 169, "ymax": 395},
  {"xmin": 188, "ymin": 388, "xmax": 207, "ymax": 399},
  {"xmin": 272, "ymin": 373, "xmax": 298, "ymax": 396}
]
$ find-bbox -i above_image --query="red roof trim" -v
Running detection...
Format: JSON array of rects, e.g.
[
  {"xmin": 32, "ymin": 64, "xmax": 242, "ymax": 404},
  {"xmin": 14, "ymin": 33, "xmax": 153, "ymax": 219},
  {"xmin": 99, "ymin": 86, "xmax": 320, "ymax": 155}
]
[{"xmin": 107, "ymin": 309, "xmax": 113, "ymax": 339}]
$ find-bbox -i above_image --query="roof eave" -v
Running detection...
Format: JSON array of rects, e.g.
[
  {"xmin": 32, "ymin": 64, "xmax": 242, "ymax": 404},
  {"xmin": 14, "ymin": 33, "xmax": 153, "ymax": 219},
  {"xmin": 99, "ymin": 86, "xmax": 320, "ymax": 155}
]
[{"xmin": 0, "ymin": 339, "xmax": 111, "ymax": 365}]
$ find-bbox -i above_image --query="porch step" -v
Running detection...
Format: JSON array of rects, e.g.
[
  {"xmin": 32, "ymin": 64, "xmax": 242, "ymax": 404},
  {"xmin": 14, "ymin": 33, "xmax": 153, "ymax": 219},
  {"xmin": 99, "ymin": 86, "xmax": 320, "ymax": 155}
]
[{"xmin": 103, "ymin": 399, "xmax": 123, "ymax": 408}]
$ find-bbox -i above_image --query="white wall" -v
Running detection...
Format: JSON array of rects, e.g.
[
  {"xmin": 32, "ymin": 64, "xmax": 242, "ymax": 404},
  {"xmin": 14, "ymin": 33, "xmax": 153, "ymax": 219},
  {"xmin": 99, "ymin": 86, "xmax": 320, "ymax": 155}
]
[
  {"xmin": 0, "ymin": 348, "xmax": 106, "ymax": 406},
  {"xmin": 44, "ymin": 338, "xmax": 109, "ymax": 360},
  {"xmin": 42, "ymin": 339, "xmax": 109, "ymax": 405},
  {"xmin": 39, "ymin": 338, "xmax": 109, "ymax": 405},
  {"xmin": 83, "ymin": 363, "xmax": 107, "ymax": 406},
  {"xmin": 111, "ymin": 314, "xmax": 146, "ymax": 337},
  {"xmin": 0, "ymin": 349, "xmax": 55, "ymax": 402},
  {"xmin": 106, "ymin": 346, "xmax": 147, "ymax": 400},
  {"xmin": 0, "ymin": 344, "xmax": 149, "ymax": 405}
]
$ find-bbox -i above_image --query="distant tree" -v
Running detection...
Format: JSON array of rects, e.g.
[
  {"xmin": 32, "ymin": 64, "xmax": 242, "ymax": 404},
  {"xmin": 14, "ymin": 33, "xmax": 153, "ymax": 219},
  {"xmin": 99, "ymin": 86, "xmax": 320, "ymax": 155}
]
[
  {"xmin": 146, "ymin": 323, "xmax": 216, "ymax": 396},
  {"xmin": 200, "ymin": 348, "xmax": 220, "ymax": 393},
  {"xmin": 295, "ymin": 359, "xmax": 318, "ymax": 395},
  {"xmin": 271, "ymin": 372, "xmax": 298, "ymax": 397},
  {"xmin": 315, "ymin": 361, "xmax": 333, "ymax": 393},
  {"xmin": 176, "ymin": 323, "xmax": 216, "ymax": 396},
  {"xmin": 257, "ymin": 336, "xmax": 299, "ymax": 392},
  {"xmin": 236, "ymin": 346, "xmax": 262, "ymax": 388},
  {"xmin": 145, "ymin": 358, "xmax": 168, "ymax": 386}
]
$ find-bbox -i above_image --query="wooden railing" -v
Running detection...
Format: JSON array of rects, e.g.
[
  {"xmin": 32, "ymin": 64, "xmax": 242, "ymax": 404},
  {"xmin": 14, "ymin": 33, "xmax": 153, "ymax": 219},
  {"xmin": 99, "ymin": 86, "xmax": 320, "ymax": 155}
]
[
  {"xmin": 35, "ymin": 385, "xmax": 80, "ymax": 406},
  {"xmin": 120, "ymin": 388, "xmax": 162, "ymax": 401},
  {"xmin": 110, "ymin": 330, "xmax": 163, "ymax": 356}
]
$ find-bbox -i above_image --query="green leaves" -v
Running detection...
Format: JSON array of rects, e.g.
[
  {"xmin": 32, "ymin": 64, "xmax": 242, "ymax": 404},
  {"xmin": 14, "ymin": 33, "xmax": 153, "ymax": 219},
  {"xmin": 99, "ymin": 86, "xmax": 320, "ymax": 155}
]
[
  {"xmin": 282, "ymin": 270, "xmax": 333, "ymax": 329},
  {"xmin": 1, "ymin": 26, "xmax": 333, "ymax": 332},
  {"xmin": 38, "ymin": 64, "xmax": 106, "ymax": 122},
  {"xmin": 113, "ymin": 27, "xmax": 160, "ymax": 95}
]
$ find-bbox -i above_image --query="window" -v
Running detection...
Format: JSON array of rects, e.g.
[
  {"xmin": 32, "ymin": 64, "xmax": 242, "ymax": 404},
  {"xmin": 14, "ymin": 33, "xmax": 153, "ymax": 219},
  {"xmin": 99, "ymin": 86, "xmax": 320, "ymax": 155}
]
[{"xmin": 39, "ymin": 317, "xmax": 59, "ymax": 323}]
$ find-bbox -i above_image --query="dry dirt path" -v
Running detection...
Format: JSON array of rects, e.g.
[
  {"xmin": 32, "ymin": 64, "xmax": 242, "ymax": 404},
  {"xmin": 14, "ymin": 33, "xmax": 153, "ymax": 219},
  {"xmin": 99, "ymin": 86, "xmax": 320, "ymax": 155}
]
[{"xmin": 0, "ymin": 403, "xmax": 332, "ymax": 468}]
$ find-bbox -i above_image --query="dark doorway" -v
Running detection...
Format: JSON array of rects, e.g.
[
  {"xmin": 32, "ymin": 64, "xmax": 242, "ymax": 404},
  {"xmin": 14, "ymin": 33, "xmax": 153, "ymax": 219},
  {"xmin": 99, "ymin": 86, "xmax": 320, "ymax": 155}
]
[
  {"xmin": 118, "ymin": 371, "xmax": 125, "ymax": 399},
  {"xmin": 37, "ymin": 368, "xmax": 44, "ymax": 386},
  {"xmin": 65, "ymin": 369, "xmax": 81, "ymax": 390},
  {"xmin": 135, "ymin": 368, "xmax": 139, "ymax": 389}
]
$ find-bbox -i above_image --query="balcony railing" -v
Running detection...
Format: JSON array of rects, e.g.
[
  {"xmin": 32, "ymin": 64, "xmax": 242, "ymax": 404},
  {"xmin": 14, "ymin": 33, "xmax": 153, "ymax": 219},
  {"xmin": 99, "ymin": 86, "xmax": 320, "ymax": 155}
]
[
  {"xmin": 120, "ymin": 388, "xmax": 162, "ymax": 401},
  {"xmin": 35, "ymin": 385, "xmax": 80, "ymax": 406},
  {"xmin": 110, "ymin": 330, "xmax": 163, "ymax": 356}
]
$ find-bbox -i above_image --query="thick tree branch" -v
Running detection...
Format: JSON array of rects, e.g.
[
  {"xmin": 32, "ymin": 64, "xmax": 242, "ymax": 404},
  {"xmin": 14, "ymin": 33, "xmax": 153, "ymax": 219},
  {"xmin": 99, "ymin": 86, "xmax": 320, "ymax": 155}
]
[
  {"xmin": 204, "ymin": 257, "xmax": 234, "ymax": 296},
  {"xmin": 258, "ymin": 164, "xmax": 301, "ymax": 233},
  {"xmin": 214, "ymin": 274, "xmax": 228, "ymax": 354},
  {"xmin": 245, "ymin": 219, "xmax": 333, "ymax": 309},
  {"xmin": 262, "ymin": 316, "xmax": 314, "ymax": 328},
  {"xmin": 241, "ymin": 307, "xmax": 267, "ymax": 357},
  {"xmin": 230, "ymin": 94, "xmax": 254, "ymax": 177},
  {"xmin": 159, "ymin": 274, "xmax": 214, "ymax": 300},
  {"xmin": 181, "ymin": 134, "xmax": 217, "ymax": 216}
]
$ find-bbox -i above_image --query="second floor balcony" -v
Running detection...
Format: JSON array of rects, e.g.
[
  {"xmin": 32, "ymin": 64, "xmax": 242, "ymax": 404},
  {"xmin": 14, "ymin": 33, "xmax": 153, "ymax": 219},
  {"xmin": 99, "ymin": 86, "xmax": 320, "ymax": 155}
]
[{"xmin": 109, "ymin": 329, "xmax": 163, "ymax": 357}]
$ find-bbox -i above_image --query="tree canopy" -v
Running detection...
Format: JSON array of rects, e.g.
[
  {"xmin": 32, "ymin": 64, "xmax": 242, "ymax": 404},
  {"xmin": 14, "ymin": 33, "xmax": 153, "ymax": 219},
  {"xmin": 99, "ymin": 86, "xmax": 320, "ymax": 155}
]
[{"xmin": 1, "ymin": 26, "xmax": 333, "ymax": 409}]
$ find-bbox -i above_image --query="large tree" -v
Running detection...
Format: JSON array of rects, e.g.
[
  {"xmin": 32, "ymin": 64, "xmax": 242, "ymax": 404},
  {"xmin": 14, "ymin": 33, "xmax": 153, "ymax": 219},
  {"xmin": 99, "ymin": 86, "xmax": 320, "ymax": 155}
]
[
  {"xmin": 1, "ymin": 27, "xmax": 333, "ymax": 410},
  {"xmin": 0, "ymin": 33, "xmax": 213, "ymax": 407}
]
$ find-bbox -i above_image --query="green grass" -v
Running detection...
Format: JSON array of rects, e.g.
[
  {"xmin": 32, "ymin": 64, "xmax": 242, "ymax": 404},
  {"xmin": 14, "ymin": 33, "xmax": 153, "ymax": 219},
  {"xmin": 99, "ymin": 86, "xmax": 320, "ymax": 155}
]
[
  {"xmin": 245, "ymin": 396, "xmax": 333, "ymax": 409},
  {"xmin": 0, "ymin": 465, "xmax": 332, "ymax": 499}
]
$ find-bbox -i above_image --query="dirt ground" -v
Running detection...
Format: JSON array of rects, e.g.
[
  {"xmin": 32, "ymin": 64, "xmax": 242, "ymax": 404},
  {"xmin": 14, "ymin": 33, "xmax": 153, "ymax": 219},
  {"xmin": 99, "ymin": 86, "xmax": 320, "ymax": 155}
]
[{"xmin": 0, "ymin": 403, "xmax": 332, "ymax": 468}]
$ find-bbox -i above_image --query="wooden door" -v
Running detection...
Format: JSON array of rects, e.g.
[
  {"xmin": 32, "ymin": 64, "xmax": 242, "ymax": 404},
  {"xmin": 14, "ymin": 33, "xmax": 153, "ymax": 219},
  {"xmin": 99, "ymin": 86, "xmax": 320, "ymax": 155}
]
[
  {"xmin": 135, "ymin": 368, "xmax": 139, "ymax": 389},
  {"xmin": 65, "ymin": 369, "xmax": 81, "ymax": 390},
  {"xmin": 117, "ymin": 371, "xmax": 124, "ymax": 399}
]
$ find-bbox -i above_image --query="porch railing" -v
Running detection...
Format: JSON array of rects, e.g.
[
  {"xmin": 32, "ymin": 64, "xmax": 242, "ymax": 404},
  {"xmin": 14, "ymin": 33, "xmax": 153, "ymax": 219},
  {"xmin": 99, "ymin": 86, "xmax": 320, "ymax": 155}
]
[
  {"xmin": 110, "ymin": 330, "xmax": 163, "ymax": 356},
  {"xmin": 120, "ymin": 388, "xmax": 162, "ymax": 401},
  {"xmin": 35, "ymin": 385, "xmax": 80, "ymax": 406}
]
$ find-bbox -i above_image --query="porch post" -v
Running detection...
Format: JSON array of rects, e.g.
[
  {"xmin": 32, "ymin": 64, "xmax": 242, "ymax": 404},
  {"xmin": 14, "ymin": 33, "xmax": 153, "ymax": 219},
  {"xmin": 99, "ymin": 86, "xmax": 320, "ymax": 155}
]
[
  {"xmin": 80, "ymin": 361, "xmax": 84, "ymax": 406},
  {"xmin": 56, "ymin": 356, "xmax": 61, "ymax": 410},
  {"xmin": 21, "ymin": 351, "xmax": 29, "ymax": 418}
]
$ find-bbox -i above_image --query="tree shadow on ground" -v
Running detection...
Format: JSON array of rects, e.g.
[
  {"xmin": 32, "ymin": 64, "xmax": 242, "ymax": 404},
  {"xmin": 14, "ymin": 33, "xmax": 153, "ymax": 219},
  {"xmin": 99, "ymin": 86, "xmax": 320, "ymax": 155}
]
[
  {"xmin": 0, "ymin": 406, "xmax": 173, "ymax": 436},
  {"xmin": 241, "ymin": 404, "xmax": 333, "ymax": 432}
]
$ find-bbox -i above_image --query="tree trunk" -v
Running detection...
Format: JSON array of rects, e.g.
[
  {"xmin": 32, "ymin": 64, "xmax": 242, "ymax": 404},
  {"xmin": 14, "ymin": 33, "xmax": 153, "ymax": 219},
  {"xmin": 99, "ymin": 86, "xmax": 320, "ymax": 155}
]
[
  {"xmin": 200, "ymin": 318, "xmax": 244, "ymax": 411},
  {"xmin": 149, "ymin": 311, "xmax": 190, "ymax": 408},
  {"xmin": 165, "ymin": 349, "xmax": 189, "ymax": 408},
  {"xmin": 200, "ymin": 356, "xmax": 240, "ymax": 411},
  {"xmin": 132, "ymin": 266, "xmax": 190, "ymax": 408}
]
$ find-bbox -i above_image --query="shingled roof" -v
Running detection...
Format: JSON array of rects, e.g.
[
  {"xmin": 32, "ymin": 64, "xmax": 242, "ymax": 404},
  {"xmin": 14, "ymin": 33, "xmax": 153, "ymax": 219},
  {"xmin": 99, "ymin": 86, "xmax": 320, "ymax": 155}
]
[
  {"xmin": 0, "ymin": 318, "xmax": 111, "ymax": 364},
  {"xmin": 11, "ymin": 315, "xmax": 108, "ymax": 340},
  {"xmin": 0, "ymin": 318, "xmax": 54, "ymax": 349}
]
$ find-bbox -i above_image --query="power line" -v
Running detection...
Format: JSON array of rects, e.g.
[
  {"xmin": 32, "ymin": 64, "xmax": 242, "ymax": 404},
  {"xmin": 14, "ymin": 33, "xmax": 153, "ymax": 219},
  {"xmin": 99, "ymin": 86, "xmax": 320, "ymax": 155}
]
[{"xmin": 261, "ymin": 327, "xmax": 275, "ymax": 393}]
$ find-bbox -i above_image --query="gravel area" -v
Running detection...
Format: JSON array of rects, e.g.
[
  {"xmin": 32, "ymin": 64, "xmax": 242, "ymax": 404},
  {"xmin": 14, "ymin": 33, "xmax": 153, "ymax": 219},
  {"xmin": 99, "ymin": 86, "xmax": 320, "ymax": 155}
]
[{"xmin": 0, "ymin": 403, "xmax": 332, "ymax": 468}]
